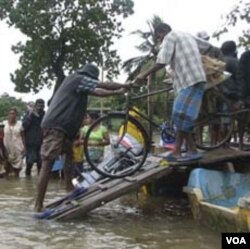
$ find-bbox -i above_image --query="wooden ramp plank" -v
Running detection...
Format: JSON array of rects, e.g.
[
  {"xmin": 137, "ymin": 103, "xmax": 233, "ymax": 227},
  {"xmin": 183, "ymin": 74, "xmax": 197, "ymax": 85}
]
[
  {"xmin": 46, "ymin": 157, "xmax": 161, "ymax": 209},
  {"xmin": 54, "ymin": 160, "xmax": 173, "ymax": 220},
  {"xmin": 46, "ymin": 177, "xmax": 123, "ymax": 209}
]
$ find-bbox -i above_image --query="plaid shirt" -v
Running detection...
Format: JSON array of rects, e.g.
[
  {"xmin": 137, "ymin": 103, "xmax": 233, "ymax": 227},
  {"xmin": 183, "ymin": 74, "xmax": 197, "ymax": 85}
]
[
  {"xmin": 77, "ymin": 75, "xmax": 99, "ymax": 93},
  {"xmin": 157, "ymin": 31, "xmax": 208, "ymax": 93}
]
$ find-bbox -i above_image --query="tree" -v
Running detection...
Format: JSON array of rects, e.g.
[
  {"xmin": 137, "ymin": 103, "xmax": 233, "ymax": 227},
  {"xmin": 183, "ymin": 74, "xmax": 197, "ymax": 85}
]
[
  {"xmin": 122, "ymin": 15, "xmax": 164, "ymax": 81},
  {"xmin": 214, "ymin": 0, "xmax": 250, "ymax": 49},
  {"xmin": 0, "ymin": 93, "xmax": 27, "ymax": 120},
  {"xmin": 0, "ymin": 0, "xmax": 134, "ymax": 94},
  {"xmin": 122, "ymin": 15, "xmax": 169, "ymax": 132}
]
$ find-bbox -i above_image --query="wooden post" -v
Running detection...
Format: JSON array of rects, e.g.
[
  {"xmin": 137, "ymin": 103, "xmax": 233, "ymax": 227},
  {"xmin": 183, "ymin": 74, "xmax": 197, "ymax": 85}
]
[
  {"xmin": 147, "ymin": 75, "xmax": 153, "ymax": 142},
  {"xmin": 166, "ymin": 88, "xmax": 169, "ymax": 121},
  {"xmin": 100, "ymin": 66, "xmax": 104, "ymax": 115}
]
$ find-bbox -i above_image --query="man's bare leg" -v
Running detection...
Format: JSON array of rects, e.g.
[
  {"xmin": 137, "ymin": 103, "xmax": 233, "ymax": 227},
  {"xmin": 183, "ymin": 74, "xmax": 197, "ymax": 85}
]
[
  {"xmin": 174, "ymin": 130, "xmax": 185, "ymax": 156},
  {"xmin": 34, "ymin": 160, "xmax": 53, "ymax": 212},
  {"xmin": 63, "ymin": 154, "xmax": 74, "ymax": 192},
  {"xmin": 186, "ymin": 132, "xmax": 197, "ymax": 153}
]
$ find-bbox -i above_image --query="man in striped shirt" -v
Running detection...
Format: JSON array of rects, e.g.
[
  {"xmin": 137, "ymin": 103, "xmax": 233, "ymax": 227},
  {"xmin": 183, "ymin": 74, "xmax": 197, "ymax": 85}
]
[{"xmin": 135, "ymin": 23, "xmax": 209, "ymax": 162}]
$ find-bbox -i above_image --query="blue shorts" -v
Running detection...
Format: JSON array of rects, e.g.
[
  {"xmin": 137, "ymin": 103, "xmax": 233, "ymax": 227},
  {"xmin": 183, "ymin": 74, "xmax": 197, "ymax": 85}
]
[{"xmin": 172, "ymin": 82, "xmax": 205, "ymax": 132}]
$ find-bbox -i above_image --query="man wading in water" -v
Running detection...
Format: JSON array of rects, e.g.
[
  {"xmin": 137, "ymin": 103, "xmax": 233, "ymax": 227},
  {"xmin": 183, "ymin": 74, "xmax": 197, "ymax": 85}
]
[{"xmin": 35, "ymin": 63, "xmax": 129, "ymax": 212}]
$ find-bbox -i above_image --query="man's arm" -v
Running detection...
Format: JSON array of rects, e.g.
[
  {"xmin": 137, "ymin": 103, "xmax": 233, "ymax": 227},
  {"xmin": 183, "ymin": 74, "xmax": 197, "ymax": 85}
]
[
  {"xmin": 90, "ymin": 88, "xmax": 126, "ymax": 97},
  {"xmin": 98, "ymin": 81, "xmax": 129, "ymax": 90},
  {"xmin": 20, "ymin": 128, "xmax": 26, "ymax": 156},
  {"xmin": 237, "ymin": 53, "xmax": 247, "ymax": 100},
  {"xmin": 135, "ymin": 34, "xmax": 174, "ymax": 84},
  {"xmin": 134, "ymin": 63, "xmax": 165, "ymax": 84},
  {"xmin": 22, "ymin": 112, "xmax": 33, "ymax": 130}
]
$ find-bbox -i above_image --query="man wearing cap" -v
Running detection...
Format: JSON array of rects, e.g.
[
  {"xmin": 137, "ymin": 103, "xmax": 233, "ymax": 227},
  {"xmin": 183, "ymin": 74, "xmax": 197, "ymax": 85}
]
[
  {"xmin": 196, "ymin": 31, "xmax": 224, "ymax": 60},
  {"xmin": 35, "ymin": 63, "xmax": 128, "ymax": 212},
  {"xmin": 196, "ymin": 31, "xmax": 210, "ymax": 41}
]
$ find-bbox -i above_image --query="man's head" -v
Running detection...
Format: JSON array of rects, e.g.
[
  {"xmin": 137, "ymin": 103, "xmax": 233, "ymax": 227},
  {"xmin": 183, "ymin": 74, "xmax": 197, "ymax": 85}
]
[
  {"xmin": 35, "ymin": 99, "xmax": 45, "ymax": 113},
  {"xmin": 88, "ymin": 111, "xmax": 100, "ymax": 121},
  {"xmin": 221, "ymin": 41, "xmax": 237, "ymax": 57},
  {"xmin": 78, "ymin": 63, "xmax": 100, "ymax": 80},
  {"xmin": 7, "ymin": 107, "xmax": 18, "ymax": 122},
  {"xmin": 196, "ymin": 31, "xmax": 210, "ymax": 41},
  {"xmin": 83, "ymin": 111, "xmax": 100, "ymax": 125},
  {"xmin": 154, "ymin": 23, "xmax": 172, "ymax": 43}
]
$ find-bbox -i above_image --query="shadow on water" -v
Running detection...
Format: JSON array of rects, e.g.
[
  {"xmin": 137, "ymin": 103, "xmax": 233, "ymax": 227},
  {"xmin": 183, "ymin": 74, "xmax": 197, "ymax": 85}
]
[{"xmin": 0, "ymin": 175, "xmax": 220, "ymax": 249}]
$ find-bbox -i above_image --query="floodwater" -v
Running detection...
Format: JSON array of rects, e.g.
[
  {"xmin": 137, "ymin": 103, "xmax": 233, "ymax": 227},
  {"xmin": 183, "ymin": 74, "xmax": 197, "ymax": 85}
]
[{"xmin": 0, "ymin": 174, "xmax": 221, "ymax": 249}]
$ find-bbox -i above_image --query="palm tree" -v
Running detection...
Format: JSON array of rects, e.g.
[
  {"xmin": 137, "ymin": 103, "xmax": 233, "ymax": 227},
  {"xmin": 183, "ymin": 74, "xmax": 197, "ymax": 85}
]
[
  {"xmin": 122, "ymin": 15, "xmax": 164, "ymax": 81},
  {"xmin": 122, "ymin": 15, "xmax": 169, "ymax": 140}
]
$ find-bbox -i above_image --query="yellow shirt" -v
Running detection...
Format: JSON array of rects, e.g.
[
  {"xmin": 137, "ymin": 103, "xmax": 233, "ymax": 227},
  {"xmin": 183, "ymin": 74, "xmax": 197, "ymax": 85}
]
[{"xmin": 72, "ymin": 144, "xmax": 84, "ymax": 163}]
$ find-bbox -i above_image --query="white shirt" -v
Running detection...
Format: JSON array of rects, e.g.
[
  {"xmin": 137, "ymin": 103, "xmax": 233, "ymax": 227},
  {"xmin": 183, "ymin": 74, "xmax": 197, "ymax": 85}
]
[{"xmin": 157, "ymin": 31, "xmax": 208, "ymax": 93}]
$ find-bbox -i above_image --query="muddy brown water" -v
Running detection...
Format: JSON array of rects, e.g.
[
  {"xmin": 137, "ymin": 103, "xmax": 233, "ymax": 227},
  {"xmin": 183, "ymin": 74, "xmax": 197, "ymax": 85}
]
[{"xmin": 0, "ymin": 175, "xmax": 221, "ymax": 249}]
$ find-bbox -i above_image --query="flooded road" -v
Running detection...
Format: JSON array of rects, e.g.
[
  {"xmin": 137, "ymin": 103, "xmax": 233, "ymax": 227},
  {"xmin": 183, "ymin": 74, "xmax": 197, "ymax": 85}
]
[{"xmin": 0, "ymin": 175, "xmax": 221, "ymax": 249}]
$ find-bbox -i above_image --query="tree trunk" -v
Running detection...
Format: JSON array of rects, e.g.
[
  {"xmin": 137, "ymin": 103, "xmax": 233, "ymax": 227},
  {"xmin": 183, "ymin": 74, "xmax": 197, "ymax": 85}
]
[{"xmin": 48, "ymin": 40, "xmax": 66, "ymax": 105}]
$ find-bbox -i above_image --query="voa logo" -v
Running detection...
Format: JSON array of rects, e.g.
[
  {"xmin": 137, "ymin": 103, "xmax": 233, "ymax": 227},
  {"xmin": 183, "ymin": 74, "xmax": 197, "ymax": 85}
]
[{"xmin": 226, "ymin": 236, "xmax": 247, "ymax": 245}]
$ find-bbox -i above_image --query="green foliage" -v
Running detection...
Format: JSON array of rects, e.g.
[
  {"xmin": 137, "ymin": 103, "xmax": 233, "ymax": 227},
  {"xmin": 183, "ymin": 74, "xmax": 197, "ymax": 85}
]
[
  {"xmin": 122, "ymin": 15, "xmax": 171, "ymax": 121},
  {"xmin": 0, "ymin": 0, "xmax": 134, "ymax": 93},
  {"xmin": 122, "ymin": 15, "xmax": 164, "ymax": 80},
  {"xmin": 213, "ymin": 0, "xmax": 250, "ymax": 49},
  {"xmin": 0, "ymin": 93, "xmax": 27, "ymax": 121},
  {"xmin": 88, "ymin": 93, "xmax": 125, "ymax": 111}
]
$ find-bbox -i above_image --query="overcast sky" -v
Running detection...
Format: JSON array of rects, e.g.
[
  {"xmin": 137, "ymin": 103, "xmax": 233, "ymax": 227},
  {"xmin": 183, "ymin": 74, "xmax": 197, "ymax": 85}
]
[{"xmin": 0, "ymin": 0, "xmax": 245, "ymax": 104}]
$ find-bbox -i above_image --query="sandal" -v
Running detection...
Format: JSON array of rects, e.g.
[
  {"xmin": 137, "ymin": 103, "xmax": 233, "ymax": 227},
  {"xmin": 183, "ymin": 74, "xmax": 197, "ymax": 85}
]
[
  {"xmin": 164, "ymin": 153, "xmax": 180, "ymax": 162},
  {"xmin": 177, "ymin": 152, "xmax": 202, "ymax": 162},
  {"xmin": 34, "ymin": 209, "xmax": 53, "ymax": 219}
]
